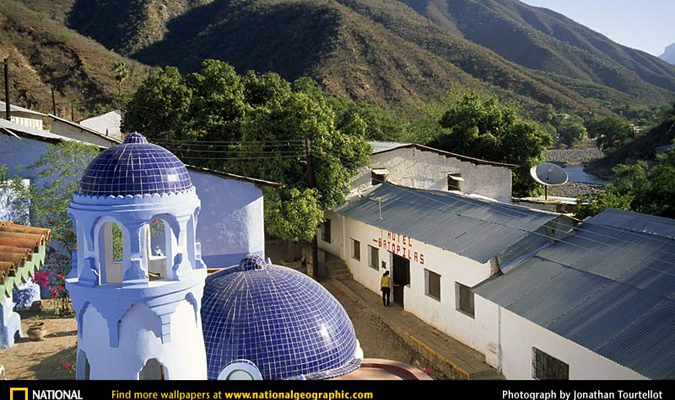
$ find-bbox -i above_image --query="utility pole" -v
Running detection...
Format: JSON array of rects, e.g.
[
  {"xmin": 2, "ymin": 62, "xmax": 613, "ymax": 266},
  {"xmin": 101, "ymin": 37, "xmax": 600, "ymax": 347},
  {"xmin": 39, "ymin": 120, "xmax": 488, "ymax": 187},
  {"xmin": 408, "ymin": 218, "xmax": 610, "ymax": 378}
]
[
  {"xmin": 2, "ymin": 58, "xmax": 10, "ymax": 121},
  {"xmin": 304, "ymin": 135, "xmax": 319, "ymax": 281},
  {"xmin": 51, "ymin": 86, "xmax": 57, "ymax": 115},
  {"xmin": 70, "ymin": 101, "xmax": 74, "ymax": 121}
]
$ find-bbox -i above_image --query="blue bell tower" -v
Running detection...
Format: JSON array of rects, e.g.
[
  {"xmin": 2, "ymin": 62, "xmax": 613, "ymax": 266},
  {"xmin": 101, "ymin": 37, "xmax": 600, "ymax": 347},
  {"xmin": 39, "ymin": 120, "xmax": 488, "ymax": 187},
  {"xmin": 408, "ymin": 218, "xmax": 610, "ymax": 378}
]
[{"xmin": 66, "ymin": 133, "xmax": 208, "ymax": 380}]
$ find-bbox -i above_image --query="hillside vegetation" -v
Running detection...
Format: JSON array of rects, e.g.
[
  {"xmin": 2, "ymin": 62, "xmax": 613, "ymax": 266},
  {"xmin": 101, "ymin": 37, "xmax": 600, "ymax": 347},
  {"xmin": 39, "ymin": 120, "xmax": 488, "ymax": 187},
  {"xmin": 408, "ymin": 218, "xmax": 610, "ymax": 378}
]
[
  {"xmin": 401, "ymin": 0, "xmax": 675, "ymax": 107},
  {"xmin": 9, "ymin": 0, "xmax": 675, "ymax": 116},
  {"xmin": 1, "ymin": 0, "xmax": 148, "ymax": 118}
]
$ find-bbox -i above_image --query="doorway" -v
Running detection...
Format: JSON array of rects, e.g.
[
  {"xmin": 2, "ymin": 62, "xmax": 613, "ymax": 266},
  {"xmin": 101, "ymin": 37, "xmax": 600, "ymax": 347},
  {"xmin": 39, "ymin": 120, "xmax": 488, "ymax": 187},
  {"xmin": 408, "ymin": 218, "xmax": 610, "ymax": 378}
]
[{"xmin": 392, "ymin": 253, "xmax": 410, "ymax": 308}]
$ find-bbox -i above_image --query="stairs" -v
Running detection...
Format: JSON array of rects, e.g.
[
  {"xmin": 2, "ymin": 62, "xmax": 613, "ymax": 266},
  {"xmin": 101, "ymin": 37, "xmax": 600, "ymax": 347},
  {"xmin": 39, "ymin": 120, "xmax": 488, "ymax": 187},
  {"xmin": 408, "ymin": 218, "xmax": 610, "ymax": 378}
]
[{"xmin": 323, "ymin": 252, "xmax": 353, "ymax": 281}]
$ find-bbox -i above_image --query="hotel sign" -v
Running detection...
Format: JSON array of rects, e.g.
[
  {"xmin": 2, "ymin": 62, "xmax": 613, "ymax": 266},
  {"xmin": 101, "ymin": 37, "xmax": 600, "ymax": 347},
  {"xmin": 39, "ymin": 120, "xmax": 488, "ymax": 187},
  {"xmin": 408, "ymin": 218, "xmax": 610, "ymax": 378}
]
[{"xmin": 372, "ymin": 231, "xmax": 425, "ymax": 264}]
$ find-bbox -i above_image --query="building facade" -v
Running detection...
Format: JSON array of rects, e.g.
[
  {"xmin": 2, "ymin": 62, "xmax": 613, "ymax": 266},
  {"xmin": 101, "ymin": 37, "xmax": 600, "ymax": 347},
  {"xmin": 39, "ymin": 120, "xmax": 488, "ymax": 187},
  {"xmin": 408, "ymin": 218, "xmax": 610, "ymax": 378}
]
[
  {"xmin": 353, "ymin": 143, "xmax": 515, "ymax": 200},
  {"xmin": 474, "ymin": 208, "xmax": 675, "ymax": 380},
  {"xmin": 0, "ymin": 101, "xmax": 46, "ymax": 131},
  {"xmin": 320, "ymin": 183, "xmax": 570, "ymax": 354}
]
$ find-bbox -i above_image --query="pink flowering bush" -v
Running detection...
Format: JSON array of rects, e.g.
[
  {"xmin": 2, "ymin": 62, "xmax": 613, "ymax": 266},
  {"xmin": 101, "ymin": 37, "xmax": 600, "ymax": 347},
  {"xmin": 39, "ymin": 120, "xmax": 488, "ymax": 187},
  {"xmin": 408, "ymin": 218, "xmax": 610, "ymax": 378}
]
[{"xmin": 33, "ymin": 250, "xmax": 73, "ymax": 317}]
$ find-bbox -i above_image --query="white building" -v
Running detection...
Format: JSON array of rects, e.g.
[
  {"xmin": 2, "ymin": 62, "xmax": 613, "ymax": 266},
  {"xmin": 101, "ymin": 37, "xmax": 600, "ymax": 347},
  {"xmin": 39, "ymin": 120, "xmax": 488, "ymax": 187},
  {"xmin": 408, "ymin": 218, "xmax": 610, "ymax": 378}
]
[
  {"xmin": 354, "ymin": 142, "xmax": 515, "ymax": 200},
  {"xmin": 0, "ymin": 121, "xmax": 280, "ymax": 271},
  {"xmin": 79, "ymin": 110, "xmax": 123, "ymax": 142},
  {"xmin": 49, "ymin": 114, "xmax": 121, "ymax": 148},
  {"xmin": 319, "ymin": 182, "xmax": 572, "ymax": 353},
  {"xmin": 473, "ymin": 208, "xmax": 675, "ymax": 380},
  {"xmin": 0, "ymin": 101, "xmax": 46, "ymax": 131}
]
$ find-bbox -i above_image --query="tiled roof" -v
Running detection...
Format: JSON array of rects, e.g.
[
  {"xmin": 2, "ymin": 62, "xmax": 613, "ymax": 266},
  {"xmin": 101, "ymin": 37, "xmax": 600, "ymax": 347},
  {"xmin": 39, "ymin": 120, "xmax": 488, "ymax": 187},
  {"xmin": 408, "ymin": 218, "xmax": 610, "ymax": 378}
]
[{"xmin": 0, "ymin": 221, "xmax": 51, "ymax": 300}]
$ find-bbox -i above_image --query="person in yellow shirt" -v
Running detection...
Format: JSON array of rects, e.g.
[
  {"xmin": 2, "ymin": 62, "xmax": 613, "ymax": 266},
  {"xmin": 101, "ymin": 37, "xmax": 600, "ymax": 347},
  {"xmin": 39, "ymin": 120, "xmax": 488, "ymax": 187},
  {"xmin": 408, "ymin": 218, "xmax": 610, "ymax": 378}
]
[{"xmin": 381, "ymin": 270, "xmax": 392, "ymax": 307}]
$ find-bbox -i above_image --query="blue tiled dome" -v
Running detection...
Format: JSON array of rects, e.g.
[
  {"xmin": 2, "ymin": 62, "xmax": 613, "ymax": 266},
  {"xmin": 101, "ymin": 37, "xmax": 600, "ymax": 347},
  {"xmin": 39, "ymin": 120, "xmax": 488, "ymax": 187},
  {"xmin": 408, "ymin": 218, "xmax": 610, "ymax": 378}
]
[
  {"xmin": 202, "ymin": 256, "xmax": 360, "ymax": 380},
  {"xmin": 78, "ymin": 132, "xmax": 192, "ymax": 196}
]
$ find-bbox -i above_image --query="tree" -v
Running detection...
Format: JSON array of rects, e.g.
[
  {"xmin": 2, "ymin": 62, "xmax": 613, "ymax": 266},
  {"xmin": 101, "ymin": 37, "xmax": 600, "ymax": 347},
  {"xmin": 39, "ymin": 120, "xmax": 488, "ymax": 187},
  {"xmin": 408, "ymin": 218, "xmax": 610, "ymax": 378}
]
[
  {"xmin": 586, "ymin": 116, "xmax": 633, "ymax": 153},
  {"xmin": 25, "ymin": 142, "xmax": 99, "ymax": 254},
  {"xmin": 111, "ymin": 60, "xmax": 129, "ymax": 96},
  {"xmin": 553, "ymin": 113, "xmax": 587, "ymax": 147},
  {"xmin": 429, "ymin": 93, "xmax": 553, "ymax": 196},
  {"xmin": 123, "ymin": 66, "xmax": 193, "ymax": 140},
  {"xmin": 575, "ymin": 154, "xmax": 675, "ymax": 219},
  {"xmin": 124, "ymin": 61, "xmax": 371, "ymax": 258}
]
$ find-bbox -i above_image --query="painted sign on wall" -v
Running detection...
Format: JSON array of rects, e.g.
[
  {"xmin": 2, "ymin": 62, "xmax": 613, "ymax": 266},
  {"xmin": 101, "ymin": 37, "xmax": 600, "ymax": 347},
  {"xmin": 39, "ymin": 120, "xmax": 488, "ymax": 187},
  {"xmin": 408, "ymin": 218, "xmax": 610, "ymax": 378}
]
[{"xmin": 372, "ymin": 231, "xmax": 425, "ymax": 264}]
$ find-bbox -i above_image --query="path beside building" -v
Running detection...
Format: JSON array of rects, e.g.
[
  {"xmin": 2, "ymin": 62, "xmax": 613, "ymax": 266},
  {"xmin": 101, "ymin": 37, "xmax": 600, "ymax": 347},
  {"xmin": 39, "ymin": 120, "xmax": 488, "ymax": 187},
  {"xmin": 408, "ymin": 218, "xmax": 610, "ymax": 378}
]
[{"xmin": 327, "ymin": 277, "xmax": 503, "ymax": 380}]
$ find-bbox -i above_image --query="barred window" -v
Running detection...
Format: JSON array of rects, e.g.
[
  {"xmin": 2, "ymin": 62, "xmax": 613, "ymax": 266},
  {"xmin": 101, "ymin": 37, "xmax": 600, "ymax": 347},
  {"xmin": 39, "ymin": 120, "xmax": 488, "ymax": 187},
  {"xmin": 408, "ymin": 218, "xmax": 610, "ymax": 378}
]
[
  {"xmin": 351, "ymin": 238, "xmax": 361, "ymax": 261},
  {"xmin": 368, "ymin": 245, "xmax": 379, "ymax": 270},
  {"xmin": 425, "ymin": 269, "xmax": 441, "ymax": 301},
  {"xmin": 456, "ymin": 282, "xmax": 474, "ymax": 317},
  {"xmin": 532, "ymin": 348, "xmax": 569, "ymax": 380}
]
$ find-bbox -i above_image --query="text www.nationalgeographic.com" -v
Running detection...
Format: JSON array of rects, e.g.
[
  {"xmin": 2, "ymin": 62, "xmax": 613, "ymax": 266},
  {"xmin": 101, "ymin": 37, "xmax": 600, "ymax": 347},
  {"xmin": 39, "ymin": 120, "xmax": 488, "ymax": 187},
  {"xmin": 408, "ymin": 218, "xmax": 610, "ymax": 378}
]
[{"xmin": 222, "ymin": 391, "xmax": 373, "ymax": 400}]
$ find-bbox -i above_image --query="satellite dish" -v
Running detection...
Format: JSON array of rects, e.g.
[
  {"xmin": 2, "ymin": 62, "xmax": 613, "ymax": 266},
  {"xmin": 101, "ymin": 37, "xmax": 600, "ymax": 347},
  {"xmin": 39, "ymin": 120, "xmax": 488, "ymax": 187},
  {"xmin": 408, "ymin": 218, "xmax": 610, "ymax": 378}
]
[{"xmin": 530, "ymin": 162, "xmax": 568, "ymax": 200}]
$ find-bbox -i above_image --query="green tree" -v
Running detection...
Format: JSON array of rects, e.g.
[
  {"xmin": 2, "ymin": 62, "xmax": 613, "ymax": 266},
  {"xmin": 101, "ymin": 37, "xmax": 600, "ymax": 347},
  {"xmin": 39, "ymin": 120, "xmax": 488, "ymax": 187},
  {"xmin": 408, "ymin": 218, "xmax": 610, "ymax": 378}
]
[
  {"xmin": 124, "ymin": 61, "xmax": 371, "ymax": 258},
  {"xmin": 111, "ymin": 59, "xmax": 129, "ymax": 96},
  {"xmin": 553, "ymin": 113, "xmax": 587, "ymax": 147},
  {"xmin": 429, "ymin": 93, "xmax": 553, "ymax": 196},
  {"xmin": 586, "ymin": 116, "xmax": 633, "ymax": 152},
  {"xmin": 25, "ymin": 142, "xmax": 99, "ymax": 254},
  {"xmin": 123, "ymin": 66, "xmax": 193, "ymax": 141},
  {"xmin": 576, "ymin": 186, "xmax": 634, "ymax": 220}
]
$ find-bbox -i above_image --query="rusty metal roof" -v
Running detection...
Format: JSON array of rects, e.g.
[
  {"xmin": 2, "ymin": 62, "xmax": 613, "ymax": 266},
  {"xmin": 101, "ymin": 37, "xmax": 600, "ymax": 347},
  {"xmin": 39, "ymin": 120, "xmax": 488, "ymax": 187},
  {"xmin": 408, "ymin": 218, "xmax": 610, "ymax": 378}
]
[{"xmin": 0, "ymin": 221, "xmax": 51, "ymax": 299}]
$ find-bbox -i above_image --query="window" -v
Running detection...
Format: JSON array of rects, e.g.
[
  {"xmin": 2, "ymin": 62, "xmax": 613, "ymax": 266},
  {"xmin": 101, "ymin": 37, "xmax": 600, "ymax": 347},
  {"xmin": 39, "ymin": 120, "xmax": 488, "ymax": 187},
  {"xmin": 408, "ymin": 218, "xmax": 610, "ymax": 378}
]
[
  {"xmin": 371, "ymin": 169, "xmax": 389, "ymax": 185},
  {"xmin": 425, "ymin": 269, "xmax": 441, "ymax": 301},
  {"xmin": 368, "ymin": 245, "xmax": 379, "ymax": 270},
  {"xmin": 448, "ymin": 173, "xmax": 464, "ymax": 191},
  {"xmin": 138, "ymin": 358, "xmax": 166, "ymax": 380},
  {"xmin": 456, "ymin": 282, "xmax": 474, "ymax": 317},
  {"xmin": 351, "ymin": 238, "xmax": 361, "ymax": 261},
  {"xmin": 532, "ymin": 348, "xmax": 569, "ymax": 380},
  {"xmin": 321, "ymin": 219, "xmax": 331, "ymax": 243}
]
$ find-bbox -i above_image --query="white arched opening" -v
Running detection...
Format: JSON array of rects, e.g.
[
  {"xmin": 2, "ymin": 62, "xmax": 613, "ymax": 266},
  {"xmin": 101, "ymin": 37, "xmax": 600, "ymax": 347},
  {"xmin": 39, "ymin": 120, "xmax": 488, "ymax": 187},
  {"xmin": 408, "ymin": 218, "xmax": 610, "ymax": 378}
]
[
  {"xmin": 138, "ymin": 358, "xmax": 167, "ymax": 380},
  {"xmin": 147, "ymin": 217, "xmax": 176, "ymax": 280},
  {"xmin": 98, "ymin": 221, "xmax": 126, "ymax": 284}
]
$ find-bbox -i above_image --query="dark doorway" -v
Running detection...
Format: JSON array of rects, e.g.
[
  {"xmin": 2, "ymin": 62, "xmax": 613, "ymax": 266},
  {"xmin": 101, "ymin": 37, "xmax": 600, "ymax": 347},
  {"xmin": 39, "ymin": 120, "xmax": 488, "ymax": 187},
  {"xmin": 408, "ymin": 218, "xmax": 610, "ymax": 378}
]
[{"xmin": 392, "ymin": 253, "xmax": 410, "ymax": 308}]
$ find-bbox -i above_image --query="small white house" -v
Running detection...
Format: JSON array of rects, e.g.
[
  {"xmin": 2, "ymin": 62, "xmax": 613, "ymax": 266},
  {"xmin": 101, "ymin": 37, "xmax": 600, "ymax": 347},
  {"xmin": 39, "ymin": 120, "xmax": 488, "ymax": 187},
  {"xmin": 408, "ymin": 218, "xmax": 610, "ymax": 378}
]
[
  {"xmin": 49, "ymin": 114, "xmax": 121, "ymax": 148},
  {"xmin": 473, "ymin": 208, "xmax": 675, "ymax": 380},
  {"xmin": 354, "ymin": 142, "xmax": 515, "ymax": 201},
  {"xmin": 79, "ymin": 110, "xmax": 123, "ymax": 142},
  {"xmin": 0, "ymin": 101, "xmax": 46, "ymax": 131},
  {"xmin": 319, "ymin": 182, "xmax": 571, "ymax": 353}
]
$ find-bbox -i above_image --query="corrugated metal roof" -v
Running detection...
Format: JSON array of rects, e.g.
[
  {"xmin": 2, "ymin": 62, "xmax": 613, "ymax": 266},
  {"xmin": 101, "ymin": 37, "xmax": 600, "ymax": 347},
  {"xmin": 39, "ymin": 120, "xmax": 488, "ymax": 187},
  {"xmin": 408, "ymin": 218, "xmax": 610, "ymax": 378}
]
[
  {"xmin": 474, "ymin": 208, "xmax": 675, "ymax": 379},
  {"xmin": 368, "ymin": 141, "xmax": 411, "ymax": 154},
  {"xmin": 0, "ymin": 117, "xmax": 105, "ymax": 148},
  {"xmin": 335, "ymin": 183, "xmax": 558, "ymax": 264},
  {"xmin": 0, "ymin": 101, "xmax": 47, "ymax": 117},
  {"xmin": 0, "ymin": 221, "xmax": 51, "ymax": 301}
]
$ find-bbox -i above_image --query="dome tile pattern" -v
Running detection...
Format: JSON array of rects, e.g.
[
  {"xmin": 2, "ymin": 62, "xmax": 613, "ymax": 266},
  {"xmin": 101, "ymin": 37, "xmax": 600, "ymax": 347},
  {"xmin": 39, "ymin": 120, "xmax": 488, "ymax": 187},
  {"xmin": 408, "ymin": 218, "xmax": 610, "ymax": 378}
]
[
  {"xmin": 78, "ymin": 133, "xmax": 192, "ymax": 196},
  {"xmin": 202, "ymin": 261, "xmax": 360, "ymax": 380}
]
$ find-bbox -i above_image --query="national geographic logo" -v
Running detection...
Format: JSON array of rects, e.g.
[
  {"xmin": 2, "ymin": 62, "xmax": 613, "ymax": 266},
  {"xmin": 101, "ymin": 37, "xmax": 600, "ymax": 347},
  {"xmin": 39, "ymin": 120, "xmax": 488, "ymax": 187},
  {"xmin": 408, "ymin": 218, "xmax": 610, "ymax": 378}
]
[
  {"xmin": 10, "ymin": 388, "xmax": 28, "ymax": 400},
  {"xmin": 9, "ymin": 388, "xmax": 84, "ymax": 400}
]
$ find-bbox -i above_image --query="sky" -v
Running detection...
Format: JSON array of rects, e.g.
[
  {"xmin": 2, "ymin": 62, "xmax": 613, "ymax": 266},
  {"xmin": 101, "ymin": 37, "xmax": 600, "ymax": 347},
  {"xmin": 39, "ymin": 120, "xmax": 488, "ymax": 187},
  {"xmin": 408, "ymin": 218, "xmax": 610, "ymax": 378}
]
[{"xmin": 519, "ymin": 0, "xmax": 674, "ymax": 57}]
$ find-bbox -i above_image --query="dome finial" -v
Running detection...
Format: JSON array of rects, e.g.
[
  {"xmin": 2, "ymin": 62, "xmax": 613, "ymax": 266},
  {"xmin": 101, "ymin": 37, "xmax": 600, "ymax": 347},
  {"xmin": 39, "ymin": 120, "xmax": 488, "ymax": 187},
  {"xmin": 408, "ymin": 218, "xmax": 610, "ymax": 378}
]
[
  {"xmin": 238, "ymin": 255, "xmax": 268, "ymax": 271},
  {"xmin": 123, "ymin": 132, "xmax": 149, "ymax": 144}
]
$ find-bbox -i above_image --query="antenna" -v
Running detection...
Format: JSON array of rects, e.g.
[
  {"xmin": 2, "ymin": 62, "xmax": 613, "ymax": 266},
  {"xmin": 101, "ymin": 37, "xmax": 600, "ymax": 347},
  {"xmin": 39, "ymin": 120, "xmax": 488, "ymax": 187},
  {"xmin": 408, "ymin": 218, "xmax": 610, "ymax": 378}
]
[{"xmin": 530, "ymin": 162, "xmax": 568, "ymax": 200}]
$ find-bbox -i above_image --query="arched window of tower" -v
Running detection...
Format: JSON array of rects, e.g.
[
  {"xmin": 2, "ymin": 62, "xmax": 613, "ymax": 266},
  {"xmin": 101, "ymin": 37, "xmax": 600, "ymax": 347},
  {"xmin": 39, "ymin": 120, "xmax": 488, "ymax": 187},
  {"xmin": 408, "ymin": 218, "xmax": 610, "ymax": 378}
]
[
  {"xmin": 99, "ymin": 221, "xmax": 126, "ymax": 284},
  {"xmin": 148, "ymin": 217, "xmax": 175, "ymax": 280},
  {"xmin": 138, "ymin": 358, "xmax": 167, "ymax": 380}
]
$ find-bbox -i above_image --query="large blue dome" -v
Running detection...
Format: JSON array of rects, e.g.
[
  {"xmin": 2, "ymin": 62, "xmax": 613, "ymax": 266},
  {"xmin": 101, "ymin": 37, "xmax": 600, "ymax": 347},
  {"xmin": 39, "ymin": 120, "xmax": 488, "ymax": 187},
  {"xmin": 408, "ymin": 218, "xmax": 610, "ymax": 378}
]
[
  {"xmin": 78, "ymin": 132, "xmax": 192, "ymax": 196},
  {"xmin": 201, "ymin": 256, "xmax": 361, "ymax": 380}
]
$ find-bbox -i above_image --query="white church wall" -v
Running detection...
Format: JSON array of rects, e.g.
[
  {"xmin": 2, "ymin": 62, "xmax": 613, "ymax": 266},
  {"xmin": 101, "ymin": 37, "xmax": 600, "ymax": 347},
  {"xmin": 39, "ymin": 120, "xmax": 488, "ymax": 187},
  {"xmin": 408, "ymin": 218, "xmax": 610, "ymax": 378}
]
[{"xmin": 188, "ymin": 170, "xmax": 265, "ymax": 268}]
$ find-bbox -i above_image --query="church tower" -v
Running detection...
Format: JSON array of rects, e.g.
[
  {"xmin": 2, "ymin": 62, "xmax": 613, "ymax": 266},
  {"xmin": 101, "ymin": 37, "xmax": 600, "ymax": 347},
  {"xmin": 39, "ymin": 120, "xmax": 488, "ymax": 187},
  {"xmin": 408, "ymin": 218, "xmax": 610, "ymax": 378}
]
[{"xmin": 66, "ymin": 133, "xmax": 207, "ymax": 380}]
